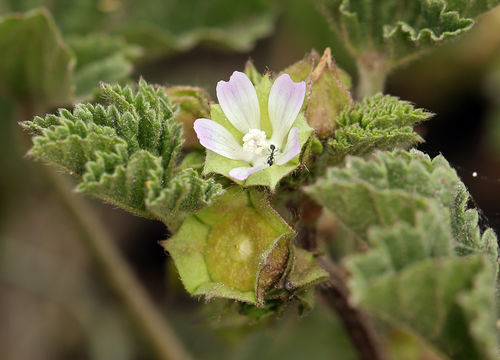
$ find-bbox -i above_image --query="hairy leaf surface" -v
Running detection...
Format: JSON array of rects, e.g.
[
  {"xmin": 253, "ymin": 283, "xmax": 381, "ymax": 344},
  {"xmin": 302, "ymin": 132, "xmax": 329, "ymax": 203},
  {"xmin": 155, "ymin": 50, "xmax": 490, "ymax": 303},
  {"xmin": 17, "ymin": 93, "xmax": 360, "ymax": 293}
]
[
  {"xmin": 317, "ymin": 0, "xmax": 500, "ymax": 66},
  {"xmin": 307, "ymin": 150, "xmax": 498, "ymax": 262},
  {"xmin": 326, "ymin": 94, "xmax": 431, "ymax": 165},
  {"xmin": 23, "ymin": 80, "xmax": 224, "ymax": 229}
]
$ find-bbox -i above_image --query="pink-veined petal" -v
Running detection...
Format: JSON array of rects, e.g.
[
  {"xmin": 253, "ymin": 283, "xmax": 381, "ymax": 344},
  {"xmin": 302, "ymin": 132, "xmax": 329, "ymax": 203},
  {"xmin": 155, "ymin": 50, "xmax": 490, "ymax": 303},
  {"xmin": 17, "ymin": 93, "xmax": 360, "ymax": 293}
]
[
  {"xmin": 216, "ymin": 71, "xmax": 260, "ymax": 134},
  {"xmin": 194, "ymin": 119, "xmax": 251, "ymax": 161},
  {"xmin": 276, "ymin": 127, "xmax": 300, "ymax": 165},
  {"xmin": 268, "ymin": 74, "xmax": 305, "ymax": 147},
  {"xmin": 229, "ymin": 163, "xmax": 267, "ymax": 181}
]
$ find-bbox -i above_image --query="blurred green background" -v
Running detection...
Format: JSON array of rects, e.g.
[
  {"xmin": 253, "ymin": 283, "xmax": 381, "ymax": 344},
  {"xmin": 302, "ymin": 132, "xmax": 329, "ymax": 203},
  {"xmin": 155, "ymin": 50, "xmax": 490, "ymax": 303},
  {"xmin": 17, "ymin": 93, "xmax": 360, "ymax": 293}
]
[{"xmin": 1, "ymin": 1, "xmax": 500, "ymax": 359}]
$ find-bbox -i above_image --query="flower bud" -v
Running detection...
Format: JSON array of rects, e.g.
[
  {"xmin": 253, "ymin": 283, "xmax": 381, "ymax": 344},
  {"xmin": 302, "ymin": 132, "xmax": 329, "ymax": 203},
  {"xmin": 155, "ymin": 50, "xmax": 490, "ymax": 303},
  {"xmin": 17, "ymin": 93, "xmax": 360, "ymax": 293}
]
[{"xmin": 165, "ymin": 86, "xmax": 211, "ymax": 147}]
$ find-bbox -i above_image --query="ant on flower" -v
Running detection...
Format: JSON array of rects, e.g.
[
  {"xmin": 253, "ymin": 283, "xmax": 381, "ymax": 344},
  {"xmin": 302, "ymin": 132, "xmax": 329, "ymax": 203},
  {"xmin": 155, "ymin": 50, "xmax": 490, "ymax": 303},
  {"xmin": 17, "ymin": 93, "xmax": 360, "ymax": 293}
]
[{"xmin": 267, "ymin": 144, "xmax": 276, "ymax": 166}]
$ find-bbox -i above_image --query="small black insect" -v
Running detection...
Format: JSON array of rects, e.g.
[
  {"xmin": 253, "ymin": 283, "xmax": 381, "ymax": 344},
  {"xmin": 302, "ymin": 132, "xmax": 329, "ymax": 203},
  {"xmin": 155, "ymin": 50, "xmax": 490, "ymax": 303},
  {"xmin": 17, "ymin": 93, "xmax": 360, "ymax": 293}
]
[{"xmin": 267, "ymin": 144, "xmax": 276, "ymax": 166}]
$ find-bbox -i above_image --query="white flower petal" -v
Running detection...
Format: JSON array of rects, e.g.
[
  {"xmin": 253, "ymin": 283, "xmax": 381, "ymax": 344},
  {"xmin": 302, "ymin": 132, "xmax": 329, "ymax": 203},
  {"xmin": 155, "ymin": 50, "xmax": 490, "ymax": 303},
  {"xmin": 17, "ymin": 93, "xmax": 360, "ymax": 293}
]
[
  {"xmin": 216, "ymin": 71, "xmax": 260, "ymax": 134},
  {"xmin": 268, "ymin": 74, "xmax": 305, "ymax": 146},
  {"xmin": 276, "ymin": 127, "xmax": 300, "ymax": 165},
  {"xmin": 194, "ymin": 118, "xmax": 251, "ymax": 161},
  {"xmin": 229, "ymin": 164, "xmax": 268, "ymax": 181}
]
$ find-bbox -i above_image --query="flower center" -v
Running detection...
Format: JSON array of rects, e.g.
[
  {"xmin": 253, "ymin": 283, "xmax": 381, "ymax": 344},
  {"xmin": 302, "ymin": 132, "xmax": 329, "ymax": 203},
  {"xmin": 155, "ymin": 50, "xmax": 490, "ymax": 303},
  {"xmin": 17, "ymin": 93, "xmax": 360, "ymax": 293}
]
[{"xmin": 242, "ymin": 128, "xmax": 267, "ymax": 154}]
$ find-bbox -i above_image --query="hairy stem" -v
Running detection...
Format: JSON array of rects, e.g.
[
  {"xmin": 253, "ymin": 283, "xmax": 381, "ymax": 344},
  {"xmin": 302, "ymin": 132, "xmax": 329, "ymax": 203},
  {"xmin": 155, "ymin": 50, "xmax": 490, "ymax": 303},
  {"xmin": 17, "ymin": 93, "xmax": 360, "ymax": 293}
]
[
  {"xmin": 41, "ymin": 167, "xmax": 192, "ymax": 360},
  {"xmin": 294, "ymin": 193, "xmax": 387, "ymax": 359},
  {"xmin": 356, "ymin": 53, "xmax": 389, "ymax": 100},
  {"xmin": 319, "ymin": 258, "xmax": 388, "ymax": 360}
]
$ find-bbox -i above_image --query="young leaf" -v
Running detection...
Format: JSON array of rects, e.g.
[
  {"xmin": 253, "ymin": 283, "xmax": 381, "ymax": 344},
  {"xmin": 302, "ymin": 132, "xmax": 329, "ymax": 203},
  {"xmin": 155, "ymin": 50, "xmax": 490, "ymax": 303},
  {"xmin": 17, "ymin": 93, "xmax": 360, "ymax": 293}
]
[
  {"xmin": 0, "ymin": 8, "xmax": 75, "ymax": 112},
  {"xmin": 22, "ymin": 80, "xmax": 223, "ymax": 229},
  {"xmin": 316, "ymin": 0, "xmax": 500, "ymax": 67},
  {"xmin": 325, "ymin": 94, "xmax": 432, "ymax": 165}
]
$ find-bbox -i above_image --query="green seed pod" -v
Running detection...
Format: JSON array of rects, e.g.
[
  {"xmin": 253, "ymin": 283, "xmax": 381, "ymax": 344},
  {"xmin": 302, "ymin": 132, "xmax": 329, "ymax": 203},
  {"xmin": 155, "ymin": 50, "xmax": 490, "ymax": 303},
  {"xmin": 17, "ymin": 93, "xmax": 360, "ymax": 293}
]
[{"xmin": 162, "ymin": 187, "xmax": 295, "ymax": 305}]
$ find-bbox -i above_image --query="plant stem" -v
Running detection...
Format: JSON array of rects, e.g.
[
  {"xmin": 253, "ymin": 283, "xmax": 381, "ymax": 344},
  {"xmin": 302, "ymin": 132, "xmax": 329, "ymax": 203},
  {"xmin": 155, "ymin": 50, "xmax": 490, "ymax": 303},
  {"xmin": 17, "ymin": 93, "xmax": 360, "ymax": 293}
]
[
  {"xmin": 42, "ymin": 167, "xmax": 192, "ymax": 360},
  {"xmin": 356, "ymin": 52, "xmax": 389, "ymax": 100},
  {"xmin": 319, "ymin": 258, "xmax": 388, "ymax": 360},
  {"xmin": 294, "ymin": 194, "xmax": 387, "ymax": 360}
]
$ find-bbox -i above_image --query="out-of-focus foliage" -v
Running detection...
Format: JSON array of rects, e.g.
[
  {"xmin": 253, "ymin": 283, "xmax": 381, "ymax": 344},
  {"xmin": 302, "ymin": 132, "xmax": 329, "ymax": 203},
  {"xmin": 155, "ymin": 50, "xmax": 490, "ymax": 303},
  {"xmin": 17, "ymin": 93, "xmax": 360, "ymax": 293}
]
[
  {"xmin": 0, "ymin": 9, "xmax": 74, "ymax": 112},
  {"xmin": 0, "ymin": 9, "xmax": 140, "ymax": 111},
  {"xmin": 0, "ymin": 0, "xmax": 277, "ymax": 61},
  {"xmin": 22, "ymin": 80, "xmax": 224, "ymax": 230},
  {"xmin": 316, "ymin": 0, "xmax": 500, "ymax": 68},
  {"xmin": 306, "ymin": 149, "xmax": 498, "ymax": 359},
  {"xmin": 67, "ymin": 34, "xmax": 142, "ymax": 100}
]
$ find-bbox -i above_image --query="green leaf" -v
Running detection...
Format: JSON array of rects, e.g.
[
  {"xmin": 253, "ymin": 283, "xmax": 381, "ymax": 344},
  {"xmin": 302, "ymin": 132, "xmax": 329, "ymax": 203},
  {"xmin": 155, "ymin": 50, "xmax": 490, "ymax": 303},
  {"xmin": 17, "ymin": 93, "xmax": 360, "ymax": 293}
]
[
  {"xmin": 22, "ymin": 80, "xmax": 223, "ymax": 229},
  {"xmin": 162, "ymin": 188, "xmax": 295, "ymax": 305},
  {"xmin": 347, "ymin": 255, "xmax": 498, "ymax": 360},
  {"xmin": 306, "ymin": 150, "xmax": 498, "ymax": 264},
  {"xmin": 113, "ymin": 0, "xmax": 277, "ymax": 60},
  {"xmin": 0, "ymin": 8, "xmax": 75, "ymax": 112},
  {"xmin": 316, "ymin": 0, "xmax": 499, "ymax": 67},
  {"xmin": 1, "ymin": 0, "xmax": 277, "ymax": 61},
  {"xmin": 346, "ymin": 210, "xmax": 453, "ymax": 285},
  {"xmin": 325, "ymin": 94, "xmax": 432, "ymax": 165},
  {"xmin": 66, "ymin": 34, "xmax": 142, "ymax": 101}
]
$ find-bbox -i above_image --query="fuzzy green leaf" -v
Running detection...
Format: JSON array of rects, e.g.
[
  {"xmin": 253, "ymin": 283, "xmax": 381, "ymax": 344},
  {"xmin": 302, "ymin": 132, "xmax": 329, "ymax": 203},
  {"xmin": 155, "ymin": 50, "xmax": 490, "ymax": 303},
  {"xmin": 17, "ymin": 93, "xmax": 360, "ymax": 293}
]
[
  {"xmin": 309, "ymin": 149, "xmax": 499, "ymax": 359},
  {"xmin": 347, "ymin": 255, "xmax": 497, "ymax": 360},
  {"xmin": 0, "ymin": 8, "xmax": 74, "ymax": 112},
  {"xmin": 307, "ymin": 150, "xmax": 498, "ymax": 263},
  {"xmin": 325, "ymin": 94, "xmax": 432, "ymax": 165},
  {"xmin": 317, "ymin": 0, "xmax": 499, "ymax": 66},
  {"xmin": 22, "ymin": 80, "xmax": 224, "ymax": 228}
]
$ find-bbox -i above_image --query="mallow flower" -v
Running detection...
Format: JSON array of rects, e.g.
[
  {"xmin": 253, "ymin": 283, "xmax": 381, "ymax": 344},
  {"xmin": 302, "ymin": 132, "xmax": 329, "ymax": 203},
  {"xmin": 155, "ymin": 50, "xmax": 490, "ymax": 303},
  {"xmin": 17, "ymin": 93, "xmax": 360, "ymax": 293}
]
[{"xmin": 193, "ymin": 71, "xmax": 313, "ymax": 189}]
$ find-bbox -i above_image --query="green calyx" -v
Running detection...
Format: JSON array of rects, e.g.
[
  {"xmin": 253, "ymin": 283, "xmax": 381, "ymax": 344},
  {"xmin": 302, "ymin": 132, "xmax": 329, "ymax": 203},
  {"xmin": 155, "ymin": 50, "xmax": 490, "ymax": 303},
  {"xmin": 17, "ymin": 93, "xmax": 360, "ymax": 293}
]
[
  {"xmin": 202, "ymin": 74, "xmax": 314, "ymax": 191},
  {"xmin": 163, "ymin": 187, "xmax": 295, "ymax": 305},
  {"xmin": 280, "ymin": 48, "xmax": 353, "ymax": 137}
]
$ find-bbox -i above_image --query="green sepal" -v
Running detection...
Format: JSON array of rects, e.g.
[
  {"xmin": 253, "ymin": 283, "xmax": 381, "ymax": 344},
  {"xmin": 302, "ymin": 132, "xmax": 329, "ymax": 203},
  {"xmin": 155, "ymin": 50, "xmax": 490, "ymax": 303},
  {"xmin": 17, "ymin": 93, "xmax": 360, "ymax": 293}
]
[
  {"xmin": 162, "ymin": 187, "xmax": 295, "ymax": 306},
  {"xmin": 165, "ymin": 85, "xmax": 211, "ymax": 148},
  {"xmin": 287, "ymin": 248, "xmax": 328, "ymax": 291},
  {"xmin": 279, "ymin": 49, "xmax": 352, "ymax": 90},
  {"xmin": 202, "ymin": 74, "xmax": 314, "ymax": 190},
  {"xmin": 305, "ymin": 49, "xmax": 353, "ymax": 136},
  {"xmin": 244, "ymin": 59, "xmax": 263, "ymax": 85},
  {"xmin": 278, "ymin": 49, "xmax": 353, "ymax": 136}
]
